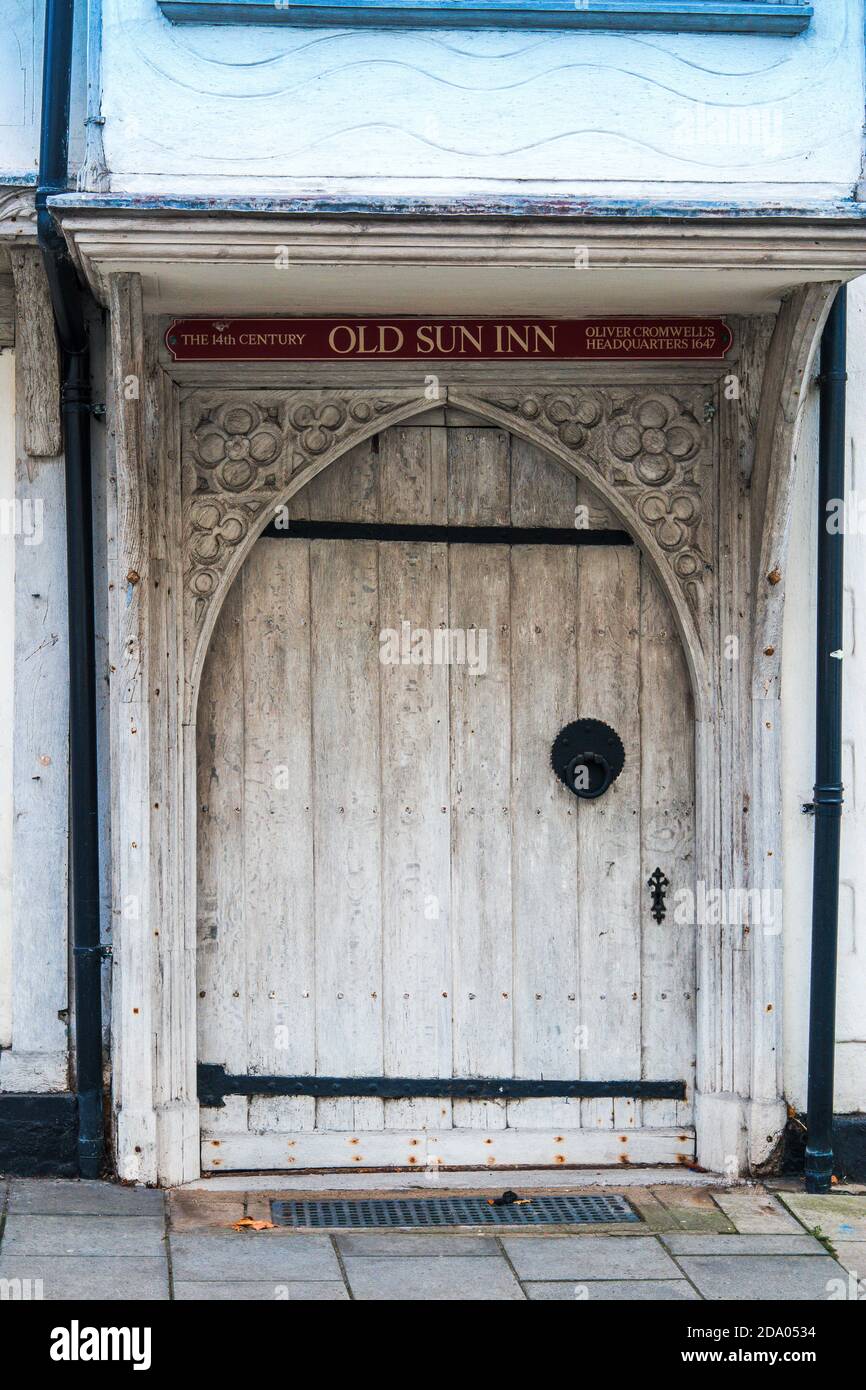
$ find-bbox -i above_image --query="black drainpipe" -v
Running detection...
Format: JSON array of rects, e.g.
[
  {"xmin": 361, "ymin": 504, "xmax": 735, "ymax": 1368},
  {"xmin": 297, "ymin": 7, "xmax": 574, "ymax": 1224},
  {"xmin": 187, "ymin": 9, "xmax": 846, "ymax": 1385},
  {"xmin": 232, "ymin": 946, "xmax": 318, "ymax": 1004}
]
[
  {"xmin": 36, "ymin": 0, "xmax": 104, "ymax": 1179},
  {"xmin": 804, "ymin": 286, "xmax": 847, "ymax": 1194}
]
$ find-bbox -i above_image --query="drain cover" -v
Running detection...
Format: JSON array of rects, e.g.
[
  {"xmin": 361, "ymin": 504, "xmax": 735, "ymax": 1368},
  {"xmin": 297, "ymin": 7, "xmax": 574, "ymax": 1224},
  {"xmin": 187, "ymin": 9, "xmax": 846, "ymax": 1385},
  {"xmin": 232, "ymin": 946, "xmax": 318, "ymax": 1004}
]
[{"xmin": 271, "ymin": 1193, "xmax": 639, "ymax": 1229}]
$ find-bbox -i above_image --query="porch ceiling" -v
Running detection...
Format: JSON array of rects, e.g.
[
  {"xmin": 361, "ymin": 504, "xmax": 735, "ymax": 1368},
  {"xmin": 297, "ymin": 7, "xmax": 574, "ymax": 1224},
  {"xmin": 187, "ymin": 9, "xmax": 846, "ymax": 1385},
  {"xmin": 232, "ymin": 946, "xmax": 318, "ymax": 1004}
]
[{"xmin": 51, "ymin": 201, "xmax": 866, "ymax": 318}]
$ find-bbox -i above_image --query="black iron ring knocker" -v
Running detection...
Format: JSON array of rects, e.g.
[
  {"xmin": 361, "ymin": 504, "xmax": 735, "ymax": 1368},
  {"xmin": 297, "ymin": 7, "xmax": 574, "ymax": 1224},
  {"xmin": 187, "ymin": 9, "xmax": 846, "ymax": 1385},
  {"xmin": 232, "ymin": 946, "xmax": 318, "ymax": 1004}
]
[{"xmin": 551, "ymin": 719, "xmax": 625, "ymax": 800}]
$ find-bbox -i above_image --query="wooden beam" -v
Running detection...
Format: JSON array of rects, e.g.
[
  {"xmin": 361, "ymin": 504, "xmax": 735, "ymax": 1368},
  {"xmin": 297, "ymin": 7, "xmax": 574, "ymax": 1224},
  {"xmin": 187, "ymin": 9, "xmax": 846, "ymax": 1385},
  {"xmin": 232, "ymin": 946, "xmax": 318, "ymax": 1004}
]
[
  {"xmin": 0, "ymin": 275, "xmax": 13, "ymax": 349},
  {"xmin": 9, "ymin": 250, "xmax": 61, "ymax": 458}
]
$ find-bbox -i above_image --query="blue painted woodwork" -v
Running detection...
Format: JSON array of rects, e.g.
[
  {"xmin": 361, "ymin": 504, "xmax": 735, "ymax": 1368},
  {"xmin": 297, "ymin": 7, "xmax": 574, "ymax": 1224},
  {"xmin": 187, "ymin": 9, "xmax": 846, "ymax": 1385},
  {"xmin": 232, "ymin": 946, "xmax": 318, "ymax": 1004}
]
[{"xmin": 157, "ymin": 1, "xmax": 813, "ymax": 37}]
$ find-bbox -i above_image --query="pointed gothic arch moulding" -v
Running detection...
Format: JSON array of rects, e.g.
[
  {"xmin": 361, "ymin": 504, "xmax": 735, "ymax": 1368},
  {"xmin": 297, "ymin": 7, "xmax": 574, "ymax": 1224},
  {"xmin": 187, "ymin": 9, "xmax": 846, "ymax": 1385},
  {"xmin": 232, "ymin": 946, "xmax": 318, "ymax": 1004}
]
[{"xmin": 179, "ymin": 383, "xmax": 718, "ymax": 719}]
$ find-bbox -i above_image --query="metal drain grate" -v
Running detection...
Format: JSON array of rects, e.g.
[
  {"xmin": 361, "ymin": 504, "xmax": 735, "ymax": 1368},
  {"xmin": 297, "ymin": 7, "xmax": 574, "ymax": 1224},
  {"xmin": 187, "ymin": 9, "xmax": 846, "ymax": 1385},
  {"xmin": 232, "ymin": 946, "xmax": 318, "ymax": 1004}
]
[{"xmin": 270, "ymin": 1193, "xmax": 639, "ymax": 1229}]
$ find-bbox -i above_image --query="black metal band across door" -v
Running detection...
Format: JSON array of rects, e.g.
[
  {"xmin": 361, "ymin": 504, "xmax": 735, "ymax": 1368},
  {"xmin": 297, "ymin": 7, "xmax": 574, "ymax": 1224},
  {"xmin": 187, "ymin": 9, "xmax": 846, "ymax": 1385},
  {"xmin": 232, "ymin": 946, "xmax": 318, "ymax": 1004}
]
[
  {"xmin": 261, "ymin": 518, "xmax": 634, "ymax": 546},
  {"xmin": 198, "ymin": 1064, "xmax": 686, "ymax": 1108}
]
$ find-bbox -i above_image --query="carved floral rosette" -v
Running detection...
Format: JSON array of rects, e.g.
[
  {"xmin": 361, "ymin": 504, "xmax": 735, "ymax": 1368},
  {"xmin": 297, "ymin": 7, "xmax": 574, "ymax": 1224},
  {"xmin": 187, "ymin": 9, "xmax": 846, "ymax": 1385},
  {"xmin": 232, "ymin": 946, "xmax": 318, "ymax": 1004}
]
[
  {"xmin": 181, "ymin": 389, "xmax": 432, "ymax": 638},
  {"xmin": 180, "ymin": 385, "xmax": 715, "ymax": 681},
  {"xmin": 452, "ymin": 385, "xmax": 713, "ymax": 628}
]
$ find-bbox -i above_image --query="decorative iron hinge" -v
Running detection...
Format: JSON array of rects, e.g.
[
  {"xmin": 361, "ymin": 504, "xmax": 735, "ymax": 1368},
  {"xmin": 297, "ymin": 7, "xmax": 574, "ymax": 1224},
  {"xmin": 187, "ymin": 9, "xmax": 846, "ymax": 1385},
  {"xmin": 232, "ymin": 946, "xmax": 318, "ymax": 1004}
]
[{"xmin": 647, "ymin": 867, "xmax": 670, "ymax": 924}]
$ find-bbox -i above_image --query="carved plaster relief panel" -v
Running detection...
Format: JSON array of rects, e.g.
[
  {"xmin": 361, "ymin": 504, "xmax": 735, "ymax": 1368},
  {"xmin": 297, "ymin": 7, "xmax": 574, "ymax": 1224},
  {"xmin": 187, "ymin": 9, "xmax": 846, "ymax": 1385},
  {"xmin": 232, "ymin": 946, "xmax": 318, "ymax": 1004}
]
[{"xmin": 180, "ymin": 385, "xmax": 716, "ymax": 703}]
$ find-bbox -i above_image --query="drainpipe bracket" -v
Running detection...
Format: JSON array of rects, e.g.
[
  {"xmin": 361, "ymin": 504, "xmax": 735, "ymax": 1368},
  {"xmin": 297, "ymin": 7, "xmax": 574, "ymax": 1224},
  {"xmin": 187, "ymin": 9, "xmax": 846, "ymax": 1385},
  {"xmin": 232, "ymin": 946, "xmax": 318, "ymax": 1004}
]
[{"xmin": 72, "ymin": 944, "xmax": 112, "ymax": 960}]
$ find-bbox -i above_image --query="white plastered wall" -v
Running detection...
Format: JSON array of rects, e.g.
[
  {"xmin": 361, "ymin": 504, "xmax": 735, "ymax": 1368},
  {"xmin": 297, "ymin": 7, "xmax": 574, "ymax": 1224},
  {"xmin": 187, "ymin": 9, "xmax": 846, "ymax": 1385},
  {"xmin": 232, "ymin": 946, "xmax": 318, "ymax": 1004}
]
[
  {"xmin": 98, "ymin": 0, "xmax": 865, "ymax": 201},
  {"xmin": 782, "ymin": 273, "xmax": 866, "ymax": 1115},
  {"xmin": 0, "ymin": 350, "xmax": 14, "ymax": 1051}
]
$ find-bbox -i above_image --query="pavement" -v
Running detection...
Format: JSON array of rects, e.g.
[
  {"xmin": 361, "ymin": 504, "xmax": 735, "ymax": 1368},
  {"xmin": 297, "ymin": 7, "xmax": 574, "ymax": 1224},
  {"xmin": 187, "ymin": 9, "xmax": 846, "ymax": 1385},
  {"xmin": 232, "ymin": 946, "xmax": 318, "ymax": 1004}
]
[{"xmin": 1, "ymin": 1174, "xmax": 864, "ymax": 1301}]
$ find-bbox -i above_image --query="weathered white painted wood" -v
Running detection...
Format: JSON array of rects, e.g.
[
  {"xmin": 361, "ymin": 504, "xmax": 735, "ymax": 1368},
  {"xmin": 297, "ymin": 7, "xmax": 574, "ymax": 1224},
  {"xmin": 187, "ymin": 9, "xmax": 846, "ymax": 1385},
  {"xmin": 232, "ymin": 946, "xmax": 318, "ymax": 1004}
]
[
  {"xmin": 107, "ymin": 274, "xmax": 158, "ymax": 1172},
  {"xmin": 311, "ymin": 538, "xmax": 384, "ymax": 1096},
  {"xmin": 447, "ymin": 426, "xmax": 510, "ymax": 527},
  {"xmin": 0, "ymin": 276, "xmax": 13, "ymax": 349},
  {"xmin": 242, "ymin": 539, "xmax": 316, "ymax": 1086},
  {"xmin": 508, "ymin": 543, "xmax": 582, "ymax": 1131},
  {"xmin": 202, "ymin": 1125, "xmax": 695, "ymax": 1172},
  {"xmin": 507, "ymin": 435, "xmax": 582, "ymax": 1129},
  {"xmin": 509, "ymin": 433, "xmax": 576, "ymax": 528},
  {"xmin": 8, "ymin": 250, "xmax": 60, "ymax": 458},
  {"xmin": 197, "ymin": 418, "xmax": 699, "ymax": 1167},
  {"xmin": 446, "ymin": 426, "xmax": 511, "ymax": 1130},
  {"xmin": 640, "ymin": 565, "xmax": 696, "ymax": 1127},
  {"xmin": 196, "ymin": 571, "xmax": 247, "ymax": 1074},
  {"xmin": 1, "ymin": 279, "xmax": 69, "ymax": 1093},
  {"xmin": 103, "ymin": 348, "xmax": 803, "ymax": 1181},
  {"xmin": 577, "ymin": 546, "xmax": 643, "ymax": 1131},
  {"xmin": 0, "ymin": 351, "xmax": 14, "ymax": 1050},
  {"xmin": 378, "ymin": 430, "xmax": 453, "ymax": 1133}
]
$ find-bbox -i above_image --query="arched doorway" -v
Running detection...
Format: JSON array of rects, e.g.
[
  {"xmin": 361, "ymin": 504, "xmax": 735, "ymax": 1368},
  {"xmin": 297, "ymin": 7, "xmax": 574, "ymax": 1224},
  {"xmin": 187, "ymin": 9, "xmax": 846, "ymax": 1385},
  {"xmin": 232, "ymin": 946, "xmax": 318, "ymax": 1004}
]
[{"xmin": 195, "ymin": 415, "xmax": 696, "ymax": 1170}]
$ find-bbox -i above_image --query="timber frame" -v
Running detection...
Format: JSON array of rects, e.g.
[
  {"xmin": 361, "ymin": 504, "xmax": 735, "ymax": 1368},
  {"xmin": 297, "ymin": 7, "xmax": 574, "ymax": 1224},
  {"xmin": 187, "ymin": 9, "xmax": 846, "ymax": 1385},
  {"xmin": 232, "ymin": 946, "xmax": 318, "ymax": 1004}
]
[{"xmin": 105, "ymin": 270, "xmax": 836, "ymax": 1186}]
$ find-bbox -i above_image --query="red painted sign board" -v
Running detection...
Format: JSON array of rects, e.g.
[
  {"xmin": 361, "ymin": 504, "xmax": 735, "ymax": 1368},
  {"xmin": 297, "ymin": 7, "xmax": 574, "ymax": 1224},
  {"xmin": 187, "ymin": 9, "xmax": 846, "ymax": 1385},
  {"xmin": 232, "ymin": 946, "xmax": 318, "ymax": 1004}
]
[{"xmin": 165, "ymin": 317, "xmax": 732, "ymax": 362}]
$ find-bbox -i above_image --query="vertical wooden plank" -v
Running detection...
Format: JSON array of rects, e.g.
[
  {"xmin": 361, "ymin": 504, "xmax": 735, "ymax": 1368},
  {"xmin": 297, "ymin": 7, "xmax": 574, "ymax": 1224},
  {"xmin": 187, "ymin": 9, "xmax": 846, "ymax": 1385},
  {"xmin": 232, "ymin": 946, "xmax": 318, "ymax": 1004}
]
[
  {"xmin": 377, "ymin": 424, "xmax": 453, "ymax": 1134},
  {"xmin": 447, "ymin": 425, "xmax": 512, "ymax": 1129},
  {"xmin": 0, "ymin": 352, "xmax": 15, "ymax": 1049},
  {"xmin": 449, "ymin": 544, "xmax": 512, "ymax": 1129},
  {"xmin": 507, "ymin": 434, "xmax": 581, "ymax": 1127},
  {"xmin": 640, "ymin": 561, "xmax": 696, "ymax": 1127},
  {"xmin": 107, "ymin": 274, "xmax": 158, "ymax": 1175},
  {"xmin": 379, "ymin": 540, "xmax": 452, "ymax": 1134},
  {"xmin": 577, "ymin": 546, "xmax": 643, "ymax": 1130},
  {"xmin": 378, "ymin": 426, "xmax": 434, "ymax": 524},
  {"xmin": 447, "ymin": 426, "xmax": 510, "ymax": 526},
  {"xmin": 508, "ymin": 544, "xmax": 581, "ymax": 1129},
  {"xmin": 311, "ymin": 538, "xmax": 384, "ymax": 1131},
  {"xmin": 299, "ymin": 436, "xmax": 380, "ymax": 522},
  {"xmin": 196, "ymin": 573, "xmax": 247, "ymax": 1075},
  {"xmin": 509, "ymin": 435, "xmax": 576, "ymax": 527},
  {"xmin": 242, "ymin": 539, "xmax": 316, "ymax": 1134}
]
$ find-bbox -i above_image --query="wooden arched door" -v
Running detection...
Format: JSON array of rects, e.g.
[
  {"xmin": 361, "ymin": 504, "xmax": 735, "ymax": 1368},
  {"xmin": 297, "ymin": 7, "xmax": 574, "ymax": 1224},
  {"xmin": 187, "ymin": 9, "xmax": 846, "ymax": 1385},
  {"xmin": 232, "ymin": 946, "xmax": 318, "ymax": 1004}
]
[{"xmin": 196, "ymin": 416, "xmax": 695, "ymax": 1170}]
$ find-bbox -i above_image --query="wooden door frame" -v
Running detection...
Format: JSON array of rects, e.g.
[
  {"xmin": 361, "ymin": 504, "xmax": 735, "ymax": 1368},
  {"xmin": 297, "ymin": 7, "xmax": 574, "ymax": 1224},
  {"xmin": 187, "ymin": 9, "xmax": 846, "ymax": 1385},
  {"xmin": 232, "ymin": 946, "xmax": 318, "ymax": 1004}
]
[{"xmin": 105, "ymin": 273, "xmax": 836, "ymax": 1185}]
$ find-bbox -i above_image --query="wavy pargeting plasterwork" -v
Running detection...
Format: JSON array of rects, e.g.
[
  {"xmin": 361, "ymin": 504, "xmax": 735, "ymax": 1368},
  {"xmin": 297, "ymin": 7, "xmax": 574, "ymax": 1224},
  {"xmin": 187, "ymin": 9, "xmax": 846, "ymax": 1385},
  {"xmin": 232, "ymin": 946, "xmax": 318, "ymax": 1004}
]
[{"xmin": 181, "ymin": 385, "xmax": 714, "ymax": 700}]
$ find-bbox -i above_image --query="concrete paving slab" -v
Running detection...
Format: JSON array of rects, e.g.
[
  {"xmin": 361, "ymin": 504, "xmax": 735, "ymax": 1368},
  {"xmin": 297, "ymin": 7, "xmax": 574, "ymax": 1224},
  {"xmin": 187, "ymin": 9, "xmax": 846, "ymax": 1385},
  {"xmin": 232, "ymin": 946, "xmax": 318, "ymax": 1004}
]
[
  {"xmin": 169, "ymin": 1231, "xmax": 340, "ymax": 1280},
  {"xmin": 2, "ymin": 1214, "xmax": 166, "ymax": 1257},
  {"xmin": 830, "ymin": 1241, "xmax": 866, "ymax": 1280},
  {"xmin": 526, "ymin": 1279, "xmax": 701, "ymax": 1301},
  {"xmin": 168, "ymin": 1191, "xmax": 245, "ymax": 1231},
  {"xmin": 677, "ymin": 1254, "xmax": 847, "ymax": 1300},
  {"xmin": 501, "ymin": 1234, "xmax": 681, "ymax": 1280},
  {"xmin": 343, "ymin": 1254, "xmax": 524, "ymax": 1300},
  {"xmin": 661, "ymin": 1233, "xmax": 826, "ymax": 1256},
  {"xmin": 0, "ymin": 1256, "xmax": 168, "ymax": 1300},
  {"xmin": 174, "ymin": 1281, "xmax": 349, "ymax": 1300},
  {"xmin": 334, "ymin": 1233, "xmax": 498, "ymax": 1257},
  {"xmin": 7, "ymin": 1179, "xmax": 163, "ymax": 1217},
  {"xmin": 712, "ymin": 1192, "xmax": 803, "ymax": 1234},
  {"xmin": 651, "ymin": 1187, "xmax": 736, "ymax": 1233},
  {"xmin": 780, "ymin": 1193, "xmax": 866, "ymax": 1242}
]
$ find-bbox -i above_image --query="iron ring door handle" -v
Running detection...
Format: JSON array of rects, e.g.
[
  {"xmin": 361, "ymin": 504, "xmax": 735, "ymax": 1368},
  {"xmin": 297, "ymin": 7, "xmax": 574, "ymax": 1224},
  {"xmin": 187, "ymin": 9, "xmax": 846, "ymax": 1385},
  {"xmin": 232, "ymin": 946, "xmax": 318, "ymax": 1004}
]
[
  {"xmin": 551, "ymin": 719, "xmax": 625, "ymax": 801},
  {"xmin": 565, "ymin": 750, "xmax": 612, "ymax": 799}
]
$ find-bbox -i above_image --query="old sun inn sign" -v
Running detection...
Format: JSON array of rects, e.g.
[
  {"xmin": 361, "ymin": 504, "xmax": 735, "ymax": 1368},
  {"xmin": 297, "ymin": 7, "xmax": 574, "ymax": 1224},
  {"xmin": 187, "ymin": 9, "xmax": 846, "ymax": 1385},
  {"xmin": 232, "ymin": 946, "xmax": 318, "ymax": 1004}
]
[{"xmin": 165, "ymin": 317, "xmax": 733, "ymax": 362}]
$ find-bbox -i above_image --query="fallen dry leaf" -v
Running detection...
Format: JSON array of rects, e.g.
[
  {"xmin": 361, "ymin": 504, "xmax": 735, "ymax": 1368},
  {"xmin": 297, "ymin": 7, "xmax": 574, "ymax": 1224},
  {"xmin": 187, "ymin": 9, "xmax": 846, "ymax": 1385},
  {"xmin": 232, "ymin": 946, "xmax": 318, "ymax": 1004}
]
[{"xmin": 231, "ymin": 1217, "xmax": 276, "ymax": 1232}]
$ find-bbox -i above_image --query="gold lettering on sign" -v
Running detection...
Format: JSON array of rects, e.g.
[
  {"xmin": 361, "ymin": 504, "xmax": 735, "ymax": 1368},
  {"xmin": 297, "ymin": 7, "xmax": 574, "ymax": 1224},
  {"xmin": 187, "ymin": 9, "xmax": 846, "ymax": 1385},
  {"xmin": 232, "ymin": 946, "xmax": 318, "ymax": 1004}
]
[
  {"xmin": 415, "ymin": 324, "xmax": 484, "ymax": 354},
  {"xmin": 328, "ymin": 324, "xmax": 405, "ymax": 354},
  {"xmin": 493, "ymin": 324, "xmax": 557, "ymax": 354}
]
